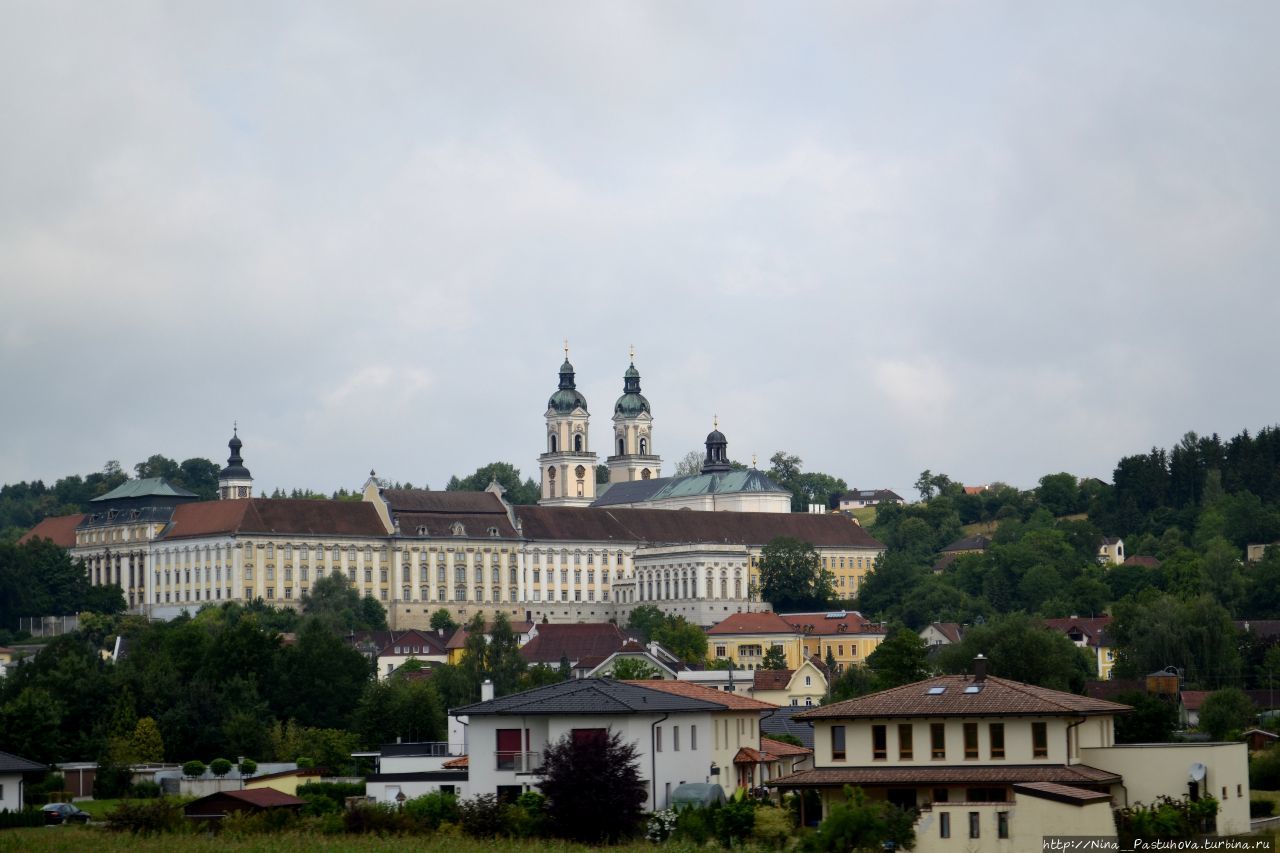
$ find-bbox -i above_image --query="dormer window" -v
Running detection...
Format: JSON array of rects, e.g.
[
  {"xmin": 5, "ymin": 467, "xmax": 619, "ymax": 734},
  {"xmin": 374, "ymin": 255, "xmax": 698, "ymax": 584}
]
[
  {"xmin": 488, "ymin": 527, "xmax": 499, "ymax": 537},
  {"xmin": 418, "ymin": 526, "xmax": 427, "ymax": 535},
  {"xmin": 451, "ymin": 522, "xmax": 466, "ymax": 537}
]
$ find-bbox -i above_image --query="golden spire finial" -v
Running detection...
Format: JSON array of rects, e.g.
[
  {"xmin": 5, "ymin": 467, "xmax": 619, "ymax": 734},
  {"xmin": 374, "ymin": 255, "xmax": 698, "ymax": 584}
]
[
  {"xmin": 563, "ymin": 339, "xmax": 569, "ymax": 359},
  {"xmin": 752, "ymin": 452, "xmax": 757, "ymax": 468}
]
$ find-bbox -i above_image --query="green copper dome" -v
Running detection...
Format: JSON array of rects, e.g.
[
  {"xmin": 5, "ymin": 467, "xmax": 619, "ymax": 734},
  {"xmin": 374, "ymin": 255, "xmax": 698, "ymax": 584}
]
[
  {"xmin": 549, "ymin": 358, "xmax": 588, "ymax": 414},
  {"xmin": 614, "ymin": 361, "xmax": 650, "ymax": 416}
]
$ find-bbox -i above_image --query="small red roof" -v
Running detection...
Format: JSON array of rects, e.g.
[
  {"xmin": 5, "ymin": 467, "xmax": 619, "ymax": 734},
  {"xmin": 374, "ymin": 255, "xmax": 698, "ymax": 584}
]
[
  {"xmin": 442, "ymin": 755, "xmax": 469, "ymax": 768},
  {"xmin": 1181, "ymin": 690, "xmax": 1211, "ymax": 712},
  {"xmin": 18, "ymin": 514, "xmax": 85, "ymax": 548},
  {"xmin": 753, "ymin": 669, "xmax": 794, "ymax": 690},
  {"xmin": 761, "ymin": 736, "xmax": 812, "ymax": 757},
  {"xmin": 624, "ymin": 679, "xmax": 778, "ymax": 711},
  {"xmin": 187, "ymin": 788, "xmax": 306, "ymax": 810},
  {"xmin": 707, "ymin": 612, "xmax": 795, "ymax": 636}
]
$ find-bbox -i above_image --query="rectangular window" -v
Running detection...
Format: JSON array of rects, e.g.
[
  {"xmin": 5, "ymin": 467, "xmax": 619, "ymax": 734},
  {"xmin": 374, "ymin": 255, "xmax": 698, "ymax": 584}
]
[
  {"xmin": 898, "ymin": 724, "xmax": 913, "ymax": 760},
  {"xmin": 831, "ymin": 726, "xmax": 846, "ymax": 761},
  {"xmin": 931, "ymin": 723, "xmax": 946, "ymax": 759},
  {"xmin": 673, "ymin": 726, "xmax": 680, "ymax": 751},
  {"xmin": 691, "ymin": 725, "xmax": 697, "ymax": 750},
  {"xmin": 656, "ymin": 726, "xmax": 663, "ymax": 752},
  {"xmin": 872, "ymin": 725, "xmax": 887, "ymax": 760},
  {"xmin": 365, "ymin": 568, "xmax": 372, "ymax": 583},
  {"xmin": 989, "ymin": 723, "xmax": 1005, "ymax": 759},
  {"xmin": 1032, "ymin": 722, "xmax": 1048, "ymax": 758},
  {"xmin": 496, "ymin": 728, "xmax": 523, "ymax": 770},
  {"xmin": 244, "ymin": 587, "xmax": 251, "ymax": 600},
  {"xmin": 964, "ymin": 723, "xmax": 978, "ymax": 759},
  {"xmin": 997, "ymin": 811, "xmax": 1009, "ymax": 839},
  {"xmin": 266, "ymin": 587, "xmax": 274, "ymax": 599},
  {"xmin": 932, "ymin": 787, "xmax": 948, "ymax": 803},
  {"xmin": 939, "ymin": 812, "xmax": 950, "ymax": 838},
  {"xmin": 969, "ymin": 811, "xmax": 980, "ymax": 839}
]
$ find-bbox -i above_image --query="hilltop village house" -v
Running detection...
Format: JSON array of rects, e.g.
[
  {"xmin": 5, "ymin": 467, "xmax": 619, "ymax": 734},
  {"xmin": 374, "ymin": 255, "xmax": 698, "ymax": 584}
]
[{"xmin": 24, "ymin": 354, "xmax": 885, "ymax": 628}]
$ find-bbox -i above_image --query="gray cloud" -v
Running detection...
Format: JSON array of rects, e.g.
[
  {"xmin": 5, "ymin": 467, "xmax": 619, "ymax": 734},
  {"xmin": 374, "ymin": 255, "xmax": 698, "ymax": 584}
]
[{"xmin": 3, "ymin": 2, "xmax": 1277, "ymax": 498}]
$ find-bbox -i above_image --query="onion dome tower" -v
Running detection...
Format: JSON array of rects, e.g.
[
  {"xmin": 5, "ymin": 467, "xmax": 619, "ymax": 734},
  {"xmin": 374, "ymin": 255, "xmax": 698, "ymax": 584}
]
[
  {"xmin": 608, "ymin": 347, "xmax": 661, "ymax": 484},
  {"xmin": 538, "ymin": 343, "xmax": 598, "ymax": 506},
  {"xmin": 218, "ymin": 425, "xmax": 253, "ymax": 500}
]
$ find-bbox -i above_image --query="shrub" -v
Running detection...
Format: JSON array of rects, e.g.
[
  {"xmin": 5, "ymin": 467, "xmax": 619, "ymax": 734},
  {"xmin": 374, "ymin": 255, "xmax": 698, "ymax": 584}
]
[
  {"xmin": 222, "ymin": 807, "xmax": 299, "ymax": 836},
  {"xmin": 647, "ymin": 808, "xmax": 678, "ymax": 842},
  {"xmin": 128, "ymin": 781, "xmax": 162, "ymax": 799},
  {"xmin": 401, "ymin": 791, "xmax": 460, "ymax": 831},
  {"xmin": 504, "ymin": 791, "xmax": 547, "ymax": 838},
  {"xmin": 209, "ymin": 758, "xmax": 232, "ymax": 778},
  {"xmin": 802, "ymin": 786, "xmax": 915, "ymax": 853},
  {"xmin": 537, "ymin": 728, "xmax": 647, "ymax": 843},
  {"xmin": 1117, "ymin": 794, "xmax": 1219, "ymax": 846},
  {"xmin": 181, "ymin": 760, "xmax": 206, "ymax": 779},
  {"xmin": 342, "ymin": 801, "xmax": 405, "ymax": 835},
  {"xmin": 1250, "ymin": 798, "xmax": 1275, "ymax": 818},
  {"xmin": 0, "ymin": 808, "xmax": 44, "ymax": 829},
  {"xmin": 298, "ymin": 781, "xmax": 367, "ymax": 816},
  {"xmin": 237, "ymin": 758, "xmax": 257, "ymax": 778},
  {"xmin": 673, "ymin": 807, "xmax": 714, "ymax": 844},
  {"xmin": 753, "ymin": 805, "xmax": 793, "ymax": 848},
  {"xmin": 715, "ymin": 798, "xmax": 756, "ymax": 846},
  {"xmin": 1250, "ymin": 746, "xmax": 1280, "ymax": 790},
  {"xmin": 105, "ymin": 799, "xmax": 182, "ymax": 835},
  {"xmin": 457, "ymin": 793, "xmax": 504, "ymax": 838}
]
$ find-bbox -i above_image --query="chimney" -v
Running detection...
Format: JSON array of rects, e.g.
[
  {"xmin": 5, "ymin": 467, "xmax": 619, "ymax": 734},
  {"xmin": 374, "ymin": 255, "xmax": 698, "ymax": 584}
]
[
  {"xmin": 481, "ymin": 679, "xmax": 495, "ymax": 702},
  {"xmin": 973, "ymin": 654, "xmax": 988, "ymax": 683}
]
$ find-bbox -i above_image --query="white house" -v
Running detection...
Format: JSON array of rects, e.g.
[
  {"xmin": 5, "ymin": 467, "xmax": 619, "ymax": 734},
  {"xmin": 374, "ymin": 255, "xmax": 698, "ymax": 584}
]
[
  {"xmin": 771, "ymin": 657, "xmax": 1251, "ymax": 852},
  {"xmin": 0, "ymin": 750, "xmax": 45, "ymax": 811},
  {"xmin": 452, "ymin": 677, "xmax": 732, "ymax": 810}
]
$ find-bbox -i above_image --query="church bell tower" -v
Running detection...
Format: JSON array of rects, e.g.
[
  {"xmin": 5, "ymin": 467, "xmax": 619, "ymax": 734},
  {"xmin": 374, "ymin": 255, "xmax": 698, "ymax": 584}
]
[
  {"xmin": 608, "ymin": 347, "xmax": 661, "ymax": 483},
  {"xmin": 538, "ymin": 343, "xmax": 598, "ymax": 506}
]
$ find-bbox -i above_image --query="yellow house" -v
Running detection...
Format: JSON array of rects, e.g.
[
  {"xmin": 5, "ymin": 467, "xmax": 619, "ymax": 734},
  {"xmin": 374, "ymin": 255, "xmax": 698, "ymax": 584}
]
[
  {"xmin": 707, "ymin": 612, "xmax": 804, "ymax": 670},
  {"xmin": 781, "ymin": 610, "xmax": 886, "ymax": 673},
  {"xmin": 1043, "ymin": 617, "xmax": 1116, "ymax": 680},
  {"xmin": 750, "ymin": 658, "xmax": 828, "ymax": 707},
  {"xmin": 244, "ymin": 768, "xmax": 325, "ymax": 797}
]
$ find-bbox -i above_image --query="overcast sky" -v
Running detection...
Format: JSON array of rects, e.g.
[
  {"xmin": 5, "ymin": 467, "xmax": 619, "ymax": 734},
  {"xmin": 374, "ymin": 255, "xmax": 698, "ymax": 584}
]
[{"xmin": 3, "ymin": 2, "xmax": 1278, "ymax": 499}]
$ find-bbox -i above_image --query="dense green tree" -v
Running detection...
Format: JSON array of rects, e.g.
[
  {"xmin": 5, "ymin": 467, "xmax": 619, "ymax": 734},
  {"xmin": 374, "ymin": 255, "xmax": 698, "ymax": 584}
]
[
  {"xmin": 446, "ymin": 462, "xmax": 538, "ymax": 504},
  {"xmin": 301, "ymin": 572, "xmax": 388, "ymax": 632},
  {"xmin": 1036, "ymin": 473, "xmax": 1081, "ymax": 517},
  {"xmin": 767, "ymin": 451, "xmax": 847, "ymax": 512},
  {"xmin": 652, "ymin": 616, "xmax": 708, "ymax": 664},
  {"xmin": 758, "ymin": 536, "xmax": 835, "ymax": 611},
  {"xmin": 609, "ymin": 658, "xmax": 658, "ymax": 679},
  {"xmin": 1198, "ymin": 688, "xmax": 1256, "ymax": 740},
  {"xmin": 274, "ymin": 618, "xmax": 372, "ymax": 730},
  {"xmin": 865, "ymin": 627, "xmax": 931, "ymax": 688},
  {"xmin": 0, "ymin": 685, "xmax": 63, "ymax": 764},
  {"xmin": 1110, "ymin": 594, "xmax": 1242, "ymax": 688},
  {"xmin": 761, "ymin": 645, "xmax": 788, "ymax": 670},
  {"xmin": 936, "ymin": 613, "xmax": 1093, "ymax": 692},
  {"xmin": 1113, "ymin": 692, "xmax": 1178, "ymax": 743},
  {"xmin": 429, "ymin": 608, "xmax": 458, "ymax": 632},
  {"xmin": 804, "ymin": 785, "xmax": 915, "ymax": 852},
  {"xmin": 625, "ymin": 604, "xmax": 667, "ymax": 643},
  {"xmin": 487, "ymin": 613, "xmax": 526, "ymax": 697}
]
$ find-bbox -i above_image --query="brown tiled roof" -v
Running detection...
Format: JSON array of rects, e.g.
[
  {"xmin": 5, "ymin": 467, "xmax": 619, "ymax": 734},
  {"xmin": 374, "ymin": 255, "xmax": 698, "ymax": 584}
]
[
  {"xmin": 769, "ymin": 763, "xmax": 1121, "ymax": 788},
  {"xmin": 520, "ymin": 623, "xmax": 627, "ymax": 665},
  {"xmin": 381, "ymin": 490, "xmax": 508, "ymax": 514},
  {"xmin": 754, "ymin": 669, "xmax": 794, "ymax": 691},
  {"xmin": 442, "ymin": 755, "xmax": 469, "ymax": 768},
  {"xmin": 708, "ymin": 612, "xmax": 796, "ymax": 636},
  {"xmin": 1181, "ymin": 690, "xmax": 1210, "ymax": 712},
  {"xmin": 761, "ymin": 736, "xmax": 812, "ymax": 757},
  {"xmin": 734, "ymin": 746, "xmax": 765, "ymax": 764},
  {"xmin": 514, "ymin": 506, "xmax": 884, "ymax": 549},
  {"xmin": 161, "ymin": 499, "xmax": 387, "ymax": 540},
  {"xmin": 1013, "ymin": 781, "xmax": 1113, "ymax": 805},
  {"xmin": 1237, "ymin": 620, "xmax": 1280, "ymax": 640},
  {"xmin": 797, "ymin": 675, "xmax": 1131, "ymax": 719},
  {"xmin": 1083, "ymin": 679, "xmax": 1145, "ymax": 701},
  {"xmin": 780, "ymin": 611, "xmax": 881, "ymax": 636},
  {"xmin": 396, "ymin": 512, "xmax": 518, "ymax": 538},
  {"xmin": 19, "ymin": 514, "xmax": 85, "ymax": 548},
  {"xmin": 351, "ymin": 630, "xmax": 449, "ymax": 657},
  {"xmin": 624, "ymin": 678, "xmax": 778, "ymax": 710},
  {"xmin": 1122, "ymin": 555, "xmax": 1161, "ymax": 569},
  {"xmin": 188, "ymin": 788, "xmax": 307, "ymax": 809},
  {"xmin": 1043, "ymin": 617, "xmax": 1113, "ymax": 648},
  {"xmin": 926, "ymin": 623, "xmax": 966, "ymax": 644}
]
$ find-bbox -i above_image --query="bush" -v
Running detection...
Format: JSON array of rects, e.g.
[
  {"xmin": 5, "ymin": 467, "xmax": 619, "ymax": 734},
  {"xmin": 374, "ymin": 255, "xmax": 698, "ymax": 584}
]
[
  {"xmin": 753, "ymin": 805, "xmax": 794, "ymax": 848},
  {"xmin": 209, "ymin": 758, "xmax": 233, "ymax": 778},
  {"xmin": 105, "ymin": 799, "xmax": 182, "ymax": 835},
  {"xmin": 181, "ymin": 760, "xmax": 206, "ymax": 779},
  {"xmin": 298, "ymin": 781, "xmax": 367, "ymax": 816},
  {"xmin": 0, "ymin": 808, "xmax": 44, "ymax": 829},
  {"xmin": 128, "ymin": 781, "xmax": 162, "ymax": 799},
  {"xmin": 714, "ymin": 798, "xmax": 756, "ymax": 846},
  {"xmin": 237, "ymin": 758, "xmax": 257, "ymax": 778},
  {"xmin": 1117, "ymin": 794, "xmax": 1219, "ymax": 846},
  {"xmin": 674, "ymin": 807, "xmax": 714, "ymax": 844},
  {"xmin": 95, "ymin": 758, "xmax": 135, "ymax": 799},
  {"xmin": 401, "ymin": 791, "xmax": 460, "ymax": 831},
  {"xmin": 342, "ymin": 801, "xmax": 405, "ymax": 835},
  {"xmin": 222, "ymin": 807, "xmax": 299, "ymax": 836},
  {"xmin": 504, "ymin": 791, "xmax": 547, "ymax": 838},
  {"xmin": 457, "ymin": 793, "xmax": 504, "ymax": 838},
  {"xmin": 1250, "ymin": 746, "xmax": 1280, "ymax": 790},
  {"xmin": 802, "ymin": 786, "xmax": 915, "ymax": 853},
  {"xmin": 1250, "ymin": 798, "xmax": 1275, "ymax": 818}
]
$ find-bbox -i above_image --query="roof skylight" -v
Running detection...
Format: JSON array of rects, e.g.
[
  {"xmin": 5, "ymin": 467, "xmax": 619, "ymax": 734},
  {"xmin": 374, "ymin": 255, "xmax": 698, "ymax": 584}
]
[{"xmin": 927, "ymin": 686, "xmax": 946, "ymax": 695}]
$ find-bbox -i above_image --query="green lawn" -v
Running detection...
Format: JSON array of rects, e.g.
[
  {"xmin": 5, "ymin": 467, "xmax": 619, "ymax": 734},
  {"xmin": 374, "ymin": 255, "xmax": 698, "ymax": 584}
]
[{"xmin": 0, "ymin": 828, "xmax": 681, "ymax": 853}]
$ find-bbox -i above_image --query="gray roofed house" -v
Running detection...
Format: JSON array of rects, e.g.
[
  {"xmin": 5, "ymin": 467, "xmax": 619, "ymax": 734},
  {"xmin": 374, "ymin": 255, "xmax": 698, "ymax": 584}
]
[
  {"xmin": 453, "ymin": 677, "xmax": 725, "ymax": 716},
  {"xmin": 760, "ymin": 705, "xmax": 816, "ymax": 749},
  {"xmin": 0, "ymin": 749, "xmax": 46, "ymax": 811}
]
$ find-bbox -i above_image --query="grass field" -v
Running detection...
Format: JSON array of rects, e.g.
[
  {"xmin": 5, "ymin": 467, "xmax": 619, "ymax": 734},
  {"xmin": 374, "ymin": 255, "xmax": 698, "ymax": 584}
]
[{"xmin": 0, "ymin": 828, "xmax": 687, "ymax": 853}]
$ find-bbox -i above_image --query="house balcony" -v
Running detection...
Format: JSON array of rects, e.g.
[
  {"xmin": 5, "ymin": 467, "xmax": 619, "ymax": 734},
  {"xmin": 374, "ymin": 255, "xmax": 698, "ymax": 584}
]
[{"xmin": 495, "ymin": 751, "xmax": 543, "ymax": 773}]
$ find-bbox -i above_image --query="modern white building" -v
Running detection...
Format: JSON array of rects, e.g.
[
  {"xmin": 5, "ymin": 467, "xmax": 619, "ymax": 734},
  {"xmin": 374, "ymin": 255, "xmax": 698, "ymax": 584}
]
[{"xmin": 0, "ymin": 750, "xmax": 46, "ymax": 811}]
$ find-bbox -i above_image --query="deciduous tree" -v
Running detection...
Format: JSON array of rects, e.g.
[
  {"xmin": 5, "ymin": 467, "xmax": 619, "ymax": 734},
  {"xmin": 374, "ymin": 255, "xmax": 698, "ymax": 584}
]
[
  {"xmin": 537, "ymin": 729, "xmax": 647, "ymax": 843},
  {"xmin": 758, "ymin": 537, "xmax": 835, "ymax": 611}
]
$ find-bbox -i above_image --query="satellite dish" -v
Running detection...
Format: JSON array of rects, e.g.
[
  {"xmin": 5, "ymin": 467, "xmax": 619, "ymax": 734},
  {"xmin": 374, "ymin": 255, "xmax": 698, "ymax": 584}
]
[{"xmin": 1189, "ymin": 763, "xmax": 1207, "ymax": 782}]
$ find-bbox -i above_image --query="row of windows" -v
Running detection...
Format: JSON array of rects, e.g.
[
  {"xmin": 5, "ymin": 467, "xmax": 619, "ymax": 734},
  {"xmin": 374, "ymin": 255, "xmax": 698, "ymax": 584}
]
[
  {"xmin": 848, "ymin": 722, "xmax": 1043, "ymax": 762},
  {"xmin": 654, "ymin": 723, "xmax": 695, "ymax": 752},
  {"xmin": 937, "ymin": 810, "xmax": 1009, "ymax": 840}
]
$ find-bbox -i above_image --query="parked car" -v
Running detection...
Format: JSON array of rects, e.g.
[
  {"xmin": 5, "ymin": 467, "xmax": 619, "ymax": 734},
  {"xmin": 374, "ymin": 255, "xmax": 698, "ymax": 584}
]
[{"xmin": 41, "ymin": 802, "xmax": 90, "ymax": 825}]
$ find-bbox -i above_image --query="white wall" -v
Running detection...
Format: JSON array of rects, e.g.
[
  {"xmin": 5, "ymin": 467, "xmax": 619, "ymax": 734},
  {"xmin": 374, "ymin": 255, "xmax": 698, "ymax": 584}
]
[
  {"xmin": 0, "ymin": 772, "xmax": 22, "ymax": 811},
  {"xmin": 466, "ymin": 711, "xmax": 716, "ymax": 810},
  {"xmin": 366, "ymin": 777, "xmax": 469, "ymax": 803}
]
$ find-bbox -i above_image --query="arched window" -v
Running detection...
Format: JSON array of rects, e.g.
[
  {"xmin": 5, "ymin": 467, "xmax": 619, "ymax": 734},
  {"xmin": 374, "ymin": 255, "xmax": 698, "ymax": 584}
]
[
  {"xmin": 549, "ymin": 433, "xmax": 557, "ymax": 453},
  {"xmin": 574, "ymin": 433, "xmax": 584, "ymax": 452},
  {"xmin": 639, "ymin": 438, "xmax": 647, "ymax": 455},
  {"xmin": 618, "ymin": 437, "xmax": 625, "ymax": 455},
  {"xmin": 642, "ymin": 468, "xmax": 651, "ymax": 480}
]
